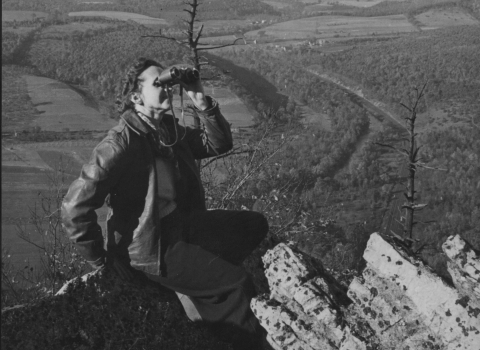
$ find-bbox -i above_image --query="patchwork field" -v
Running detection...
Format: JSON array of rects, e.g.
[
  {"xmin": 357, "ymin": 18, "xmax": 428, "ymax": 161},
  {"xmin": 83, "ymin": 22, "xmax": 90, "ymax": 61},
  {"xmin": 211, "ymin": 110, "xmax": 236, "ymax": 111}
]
[
  {"xmin": 261, "ymin": 1, "xmax": 292, "ymax": 9},
  {"xmin": 41, "ymin": 22, "xmax": 114, "ymax": 36},
  {"xmin": 2, "ymin": 66, "xmax": 39, "ymax": 133},
  {"xmin": 244, "ymin": 15, "xmax": 417, "ymax": 40},
  {"xmin": 68, "ymin": 11, "xmax": 169, "ymax": 26},
  {"xmin": 324, "ymin": 0, "xmax": 386, "ymax": 8},
  {"xmin": 201, "ymin": 19, "xmax": 257, "ymax": 30},
  {"xmin": 2, "ymin": 73, "xmax": 253, "ymax": 269},
  {"xmin": 24, "ymin": 75, "xmax": 117, "ymax": 132},
  {"xmin": 1, "ymin": 142, "xmax": 108, "ymax": 269},
  {"xmin": 1, "ymin": 26, "xmax": 36, "ymax": 35},
  {"xmin": 2, "ymin": 10, "xmax": 48, "ymax": 22},
  {"xmin": 415, "ymin": 8, "xmax": 479, "ymax": 29},
  {"xmin": 2, "ymin": 164, "xmax": 54, "ymax": 269}
]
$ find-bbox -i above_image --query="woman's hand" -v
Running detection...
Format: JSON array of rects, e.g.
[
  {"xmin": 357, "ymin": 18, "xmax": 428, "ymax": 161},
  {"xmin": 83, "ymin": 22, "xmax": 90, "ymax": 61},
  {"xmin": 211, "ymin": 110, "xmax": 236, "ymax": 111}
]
[{"xmin": 179, "ymin": 75, "xmax": 209, "ymax": 111}]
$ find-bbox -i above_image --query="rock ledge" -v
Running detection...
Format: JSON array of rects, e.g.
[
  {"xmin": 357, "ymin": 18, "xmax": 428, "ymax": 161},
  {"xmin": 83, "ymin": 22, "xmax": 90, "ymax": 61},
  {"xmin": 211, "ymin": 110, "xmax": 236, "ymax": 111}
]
[{"xmin": 252, "ymin": 233, "xmax": 480, "ymax": 350}]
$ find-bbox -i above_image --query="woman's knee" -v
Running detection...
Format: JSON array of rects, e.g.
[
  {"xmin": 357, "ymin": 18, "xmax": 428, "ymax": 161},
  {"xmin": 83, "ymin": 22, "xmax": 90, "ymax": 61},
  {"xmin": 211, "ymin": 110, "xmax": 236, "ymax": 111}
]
[{"xmin": 246, "ymin": 211, "xmax": 269, "ymax": 240}]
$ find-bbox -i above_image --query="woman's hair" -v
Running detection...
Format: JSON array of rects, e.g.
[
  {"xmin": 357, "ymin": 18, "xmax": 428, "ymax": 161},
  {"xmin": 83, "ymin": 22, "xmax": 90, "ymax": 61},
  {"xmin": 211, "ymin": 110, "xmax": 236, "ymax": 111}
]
[{"xmin": 115, "ymin": 57, "xmax": 163, "ymax": 114}]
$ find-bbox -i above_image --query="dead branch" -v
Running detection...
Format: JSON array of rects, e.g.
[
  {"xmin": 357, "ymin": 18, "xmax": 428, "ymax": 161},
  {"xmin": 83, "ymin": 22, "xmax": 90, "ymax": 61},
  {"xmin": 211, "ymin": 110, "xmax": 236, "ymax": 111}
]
[{"xmin": 201, "ymin": 149, "xmax": 254, "ymax": 168}]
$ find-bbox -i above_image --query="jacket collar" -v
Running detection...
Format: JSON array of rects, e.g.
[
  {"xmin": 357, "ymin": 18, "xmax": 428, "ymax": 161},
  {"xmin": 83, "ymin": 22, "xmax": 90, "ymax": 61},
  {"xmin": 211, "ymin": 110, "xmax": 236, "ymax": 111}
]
[
  {"xmin": 120, "ymin": 109, "xmax": 152, "ymax": 136},
  {"xmin": 120, "ymin": 109, "xmax": 176, "ymax": 137}
]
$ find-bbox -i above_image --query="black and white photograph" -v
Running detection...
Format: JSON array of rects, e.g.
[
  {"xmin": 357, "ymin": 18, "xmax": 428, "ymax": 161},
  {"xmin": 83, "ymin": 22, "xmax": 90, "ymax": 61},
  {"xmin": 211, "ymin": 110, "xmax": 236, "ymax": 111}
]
[{"xmin": 1, "ymin": 0, "xmax": 479, "ymax": 349}]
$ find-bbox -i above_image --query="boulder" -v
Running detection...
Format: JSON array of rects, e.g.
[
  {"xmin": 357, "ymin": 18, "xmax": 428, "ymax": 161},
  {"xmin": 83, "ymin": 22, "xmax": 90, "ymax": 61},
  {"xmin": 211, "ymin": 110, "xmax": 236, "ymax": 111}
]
[
  {"xmin": 252, "ymin": 233, "xmax": 480, "ymax": 350},
  {"xmin": 442, "ymin": 234, "xmax": 480, "ymax": 302}
]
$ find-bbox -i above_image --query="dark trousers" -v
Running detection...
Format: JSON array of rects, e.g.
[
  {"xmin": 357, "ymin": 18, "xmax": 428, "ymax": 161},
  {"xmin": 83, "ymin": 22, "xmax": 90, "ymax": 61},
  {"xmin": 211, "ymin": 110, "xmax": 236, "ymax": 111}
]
[{"xmin": 153, "ymin": 209, "xmax": 269, "ymax": 344}]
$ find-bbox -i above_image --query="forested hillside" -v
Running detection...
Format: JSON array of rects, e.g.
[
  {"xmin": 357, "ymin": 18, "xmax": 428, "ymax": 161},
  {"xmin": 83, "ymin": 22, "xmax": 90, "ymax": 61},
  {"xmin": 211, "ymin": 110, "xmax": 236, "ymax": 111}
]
[
  {"xmin": 2, "ymin": 0, "xmax": 479, "ymax": 312},
  {"xmin": 212, "ymin": 25, "xmax": 480, "ymax": 275},
  {"xmin": 25, "ymin": 24, "xmax": 189, "ymax": 116},
  {"xmin": 9, "ymin": 19, "xmax": 477, "ymax": 276},
  {"xmin": 309, "ymin": 26, "xmax": 480, "ymax": 119},
  {"xmin": 217, "ymin": 26, "xmax": 480, "ymax": 120}
]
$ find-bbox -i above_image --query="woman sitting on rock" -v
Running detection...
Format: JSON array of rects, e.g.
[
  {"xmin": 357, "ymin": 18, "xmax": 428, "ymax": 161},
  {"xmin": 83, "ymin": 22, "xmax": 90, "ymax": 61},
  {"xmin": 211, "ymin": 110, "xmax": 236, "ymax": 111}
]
[{"xmin": 61, "ymin": 57, "xmax": 269, "ymax": 349}]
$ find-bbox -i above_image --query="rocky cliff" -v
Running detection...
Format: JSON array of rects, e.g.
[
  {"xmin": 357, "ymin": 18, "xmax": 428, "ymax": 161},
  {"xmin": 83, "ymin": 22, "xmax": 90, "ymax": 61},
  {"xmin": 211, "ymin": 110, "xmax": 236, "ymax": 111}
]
[
  {"xmin": 251, "ymin": 233, "xmax": 480, "ymax": 350},
  {"xmin": 2, "ymin": 232, "xmax": 478, "ymax": 349}
]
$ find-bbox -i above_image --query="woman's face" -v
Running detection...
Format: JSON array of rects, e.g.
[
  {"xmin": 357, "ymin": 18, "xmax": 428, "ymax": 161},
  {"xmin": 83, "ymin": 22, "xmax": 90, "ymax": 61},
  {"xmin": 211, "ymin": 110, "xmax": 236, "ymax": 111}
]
[{"xmin": 135, "ymin": 66, "xmax": 173, "ymax": 112}]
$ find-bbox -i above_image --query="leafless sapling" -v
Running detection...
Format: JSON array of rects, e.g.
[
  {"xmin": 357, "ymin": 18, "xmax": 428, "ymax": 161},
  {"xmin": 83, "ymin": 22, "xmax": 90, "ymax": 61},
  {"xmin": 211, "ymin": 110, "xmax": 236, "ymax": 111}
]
[
  {"xmin": 376, "ymin": 83, "xmax": 446, "ymax": 250},
  {"xmin": 141, "ymin": 0, "xmax": 246, "ymax": 150}
]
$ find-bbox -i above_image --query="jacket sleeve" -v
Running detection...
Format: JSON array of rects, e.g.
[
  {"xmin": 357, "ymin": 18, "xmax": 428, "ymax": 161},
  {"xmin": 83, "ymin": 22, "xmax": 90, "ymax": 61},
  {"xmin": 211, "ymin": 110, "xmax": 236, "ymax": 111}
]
[
  {"xmin": 186, "ymin": 96, "xmax": 233, "ymax": 159},
  {"xmin": 61, "ymin": 133, "xmax": 128, "ymax": 267}
]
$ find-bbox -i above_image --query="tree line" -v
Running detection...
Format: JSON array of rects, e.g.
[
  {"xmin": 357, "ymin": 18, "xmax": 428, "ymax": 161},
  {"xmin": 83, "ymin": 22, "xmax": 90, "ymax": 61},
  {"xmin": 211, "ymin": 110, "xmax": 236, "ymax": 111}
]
[
  {"xmin": 2, "ymin": 0, "xmax": 281, "ymax": 20},
  {"xmin": 211, "ymin": 24, "xmax": 480, "ymax": 277}
]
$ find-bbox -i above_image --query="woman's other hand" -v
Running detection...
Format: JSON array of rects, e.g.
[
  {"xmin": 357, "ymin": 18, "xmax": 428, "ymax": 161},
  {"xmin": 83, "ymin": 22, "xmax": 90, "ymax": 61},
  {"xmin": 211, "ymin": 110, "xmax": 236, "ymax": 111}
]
[{"xmin": 179, "ymin": 73, "xmax": 209, "ymax": 111}]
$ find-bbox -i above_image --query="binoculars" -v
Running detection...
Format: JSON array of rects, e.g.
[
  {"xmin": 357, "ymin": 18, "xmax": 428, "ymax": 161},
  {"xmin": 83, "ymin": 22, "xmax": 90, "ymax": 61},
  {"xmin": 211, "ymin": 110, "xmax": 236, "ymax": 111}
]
[{"xmin": 158, "ymin": 66, "xmax": 200, "ymax": 86}]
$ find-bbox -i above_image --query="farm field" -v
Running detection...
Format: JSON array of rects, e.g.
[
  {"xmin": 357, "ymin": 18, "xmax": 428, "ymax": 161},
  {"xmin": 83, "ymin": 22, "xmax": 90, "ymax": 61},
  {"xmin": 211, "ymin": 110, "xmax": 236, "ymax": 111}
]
[
  {"xmin": 2, "ymin": 75, "xmax": 253, "ymax": 269},
  {"xmin": 319, "ymin": 0, "xmax": 386, "ymax": 8},
  {"xmin": 24, "ymin": 75, "xmax": 117, "ymax": 132},
  {"xmin": 261, "ymin": 1, "xmax": 292, "ymax": 9},
  {"xmin": 2, "ymin": 85, "xmax": 252, "ymax": 269},
  {"xmin": 415, "ymin": 8, "xmax": 479, "ymax": 28},
  {"xmin": 2, "ymin": 66, "xmax": 39, "ymax": 133},
  {"xmin": 1, "ymin": 26, "xmax": 36, "ymax": 34},
  {"xmin": 2, "ymin": 10, "xmax": 48, "ymax": 22},
  {"xmin": 68, "ymin": 11, "xmax": 169, "ymax": 26},
  {"xmin": 1, "ymin": 142, "xmax": 108, "ymax": 269},
  {"xmin": 201, "ymin": 19, "xmax": 258, "ymax": 30},
  {"xmin": 1, "ymin": 163, "xmax": 68, "ymax": 269},
  {"xmin": 244, "ymin": 15, "xmax": 417, "ymax": 40}
]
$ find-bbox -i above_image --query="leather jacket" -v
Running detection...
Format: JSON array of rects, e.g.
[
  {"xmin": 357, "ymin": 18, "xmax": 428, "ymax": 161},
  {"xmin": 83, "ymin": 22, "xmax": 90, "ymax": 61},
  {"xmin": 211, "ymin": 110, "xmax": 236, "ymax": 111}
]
[{"xmin": 61, "ymin": 96, "xmax": 233, "ymax": 275}]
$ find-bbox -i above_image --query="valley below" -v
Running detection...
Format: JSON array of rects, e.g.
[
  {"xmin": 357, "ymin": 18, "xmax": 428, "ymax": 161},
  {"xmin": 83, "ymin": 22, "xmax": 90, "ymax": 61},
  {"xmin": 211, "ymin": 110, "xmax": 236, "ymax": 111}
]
[{"xmin": 2, "ymin": 0, "xmax": 479, "ymax": 319}]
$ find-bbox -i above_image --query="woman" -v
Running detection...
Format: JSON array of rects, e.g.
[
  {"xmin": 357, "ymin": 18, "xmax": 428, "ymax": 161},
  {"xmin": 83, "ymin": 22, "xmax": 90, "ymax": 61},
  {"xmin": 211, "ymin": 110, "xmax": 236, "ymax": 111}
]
[{"xmin": 61, "ymin": 58, "xmax": 269, "ymax": 349}]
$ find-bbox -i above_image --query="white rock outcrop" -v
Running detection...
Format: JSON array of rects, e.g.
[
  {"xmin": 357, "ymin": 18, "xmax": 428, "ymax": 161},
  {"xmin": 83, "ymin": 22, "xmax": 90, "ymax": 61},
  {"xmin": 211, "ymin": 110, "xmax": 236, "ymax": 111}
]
[
  {"xmin": 252, "ymin": 242, "xmax": 368, "ymax": 350},
  {"xmin": 443, "ymin": 234, "xmax": 480, "ymax": 302},
  {"xmin": 252, "ymin": 233, "xmax": 480, "ymax": 350}
]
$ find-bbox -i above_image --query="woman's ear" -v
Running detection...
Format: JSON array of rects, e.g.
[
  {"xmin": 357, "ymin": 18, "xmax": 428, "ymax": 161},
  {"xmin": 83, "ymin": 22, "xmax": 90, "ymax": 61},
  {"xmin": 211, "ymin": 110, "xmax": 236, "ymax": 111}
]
[{"xmin": 130, "ymin": 93, "xmax": 143, "ymax": 105}]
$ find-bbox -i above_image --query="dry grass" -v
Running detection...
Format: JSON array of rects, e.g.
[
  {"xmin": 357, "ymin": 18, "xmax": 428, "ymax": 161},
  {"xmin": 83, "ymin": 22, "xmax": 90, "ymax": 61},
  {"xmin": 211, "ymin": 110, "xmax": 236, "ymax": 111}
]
[
  {"xmin": 261, "ymin": 1, "xmax": 292, "ymax": 9},
  {"xmin": 244, "ymin": 14, "xmax": 416, "ymax": 40},
  {"xmin": 1, "ymin": 142, "xmax": 106, "ymax": 270},
  {"xmin": 326, "ymin": 0, "xmax": 385, "ymax": 8},
  {"xmin": 1, "ymin": 26, "xmax": 36, "ymax": 34},
  {"xmin": 68, "ymin": 11, "xmax": 169, "ymax": 25},
  {"xmin": 24, "ymin": 75, "xmax": 116, "ymax": 132},
  {"xmin": 42, "ymin": 22, "xmax": 114, "ymax": 35},
  {"xmin": 2, "ymin": 66, "xmax": 39, "ymax": 133},
  {"xmin": 2, "ymin": 10, "xmax": 48, "ymax": 22},
  {"xmin": 200, "ymin": 19, "xmax": 254, "ymax": 30}
]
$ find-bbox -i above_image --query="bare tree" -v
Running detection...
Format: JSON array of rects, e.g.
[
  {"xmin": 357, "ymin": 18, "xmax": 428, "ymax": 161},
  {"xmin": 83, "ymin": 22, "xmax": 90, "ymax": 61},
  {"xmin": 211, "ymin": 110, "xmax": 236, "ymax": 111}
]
[
  {"xmin": 13, "ymin": 157, "xmax": 88, "ymax": 297},
  {"xmin": 376, "ymin": 83, "xmax": 446, "ymax": 249},
  {"xmin": 141, "ymin": 0, "xmax": 246, "ymax": 155},
  {"xmin": 142, "ymin": 0, "xmax": 246, "ymax": 70}
]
